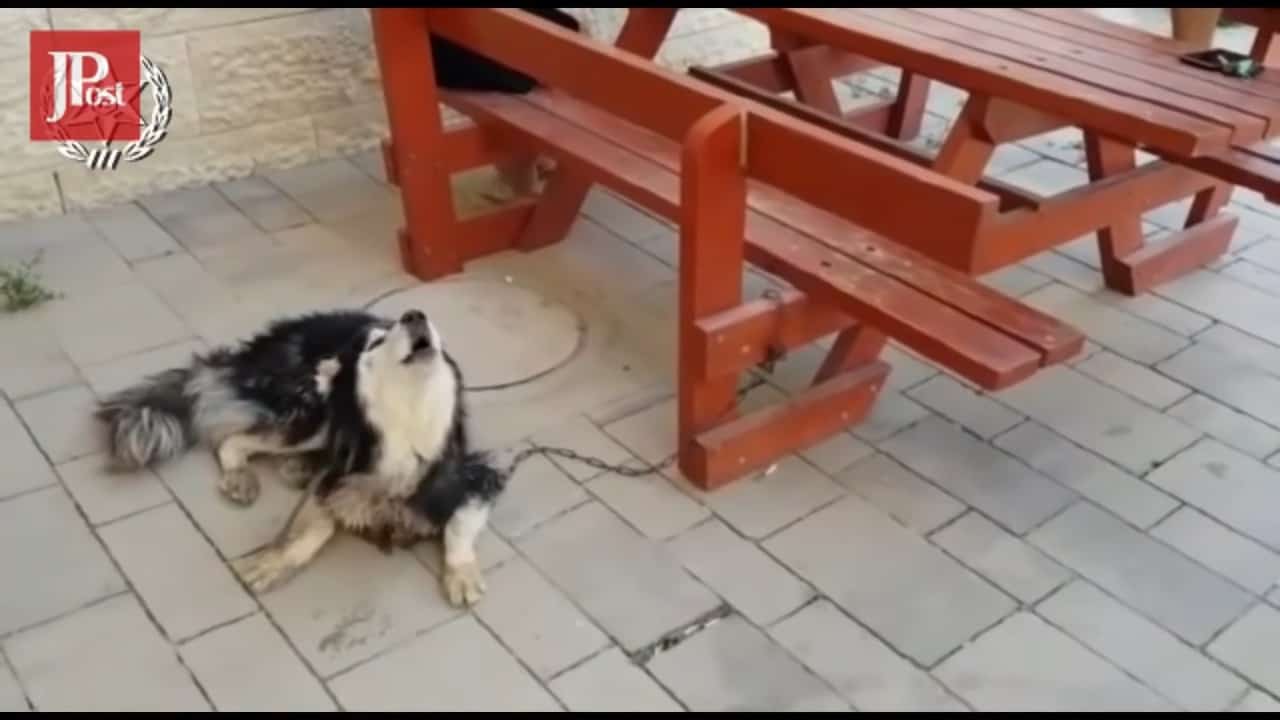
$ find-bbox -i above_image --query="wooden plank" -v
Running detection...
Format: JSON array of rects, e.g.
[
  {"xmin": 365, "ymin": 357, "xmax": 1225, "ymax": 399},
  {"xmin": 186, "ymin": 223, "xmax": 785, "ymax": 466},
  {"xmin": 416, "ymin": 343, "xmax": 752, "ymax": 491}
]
[
  {"xmin": 735, "ymin": 7, "xmax": 1232, "ymax": 156},
  {"xmin": 1023, "ymin": 8, "xmax": 1201, "ymax": 52},
  {"xmin": 516, "ymin": 90, "xmax": 1081, "ymax": 367},
  {"xmin": 814, "ymin": 325, "xmax": 888, "ymax": 384},
  {"xmin": 713, "ymin": 52, "xmax": 794, "ymax": 93},
  {"xmin": 857, "ymin": 8, "xmax": 1266, "ymax": 143},
  {"xmin": 688, "ymin": 65, "xmax": 1039, "ymax": 210},
  {"xmin": 976, "ymin": 160, "xmax": 1218, "ymax": 271},
  {"xmin": 445, "ymin": 89, "xmax": 1059, "ymax": 387},
  {"xmin": 678, "ymin": 104, "xmax": 749, "ymax": 482},
  {"xmin": 1178, "ymin": 147, "xmax": 1280, "ymax": 202},
  {"xmin": 1111, "ymin": 213, "xmax": 1236, "ymax": 295},
  {"xmin": 741, "ymin": 113, "xmax": 993, "ymax": 268},
  {"xmin": 983, "ymin": 9, "xmax": 1280, "ymax": 102},
  {"xmin": 933, "ymin": 8, "xmax": 1280, "ymax": 131},
  {"xmin": 1241, "ymin": 142, "xmax": 1280, "ymax": 163},
  {"xmin": 1023, "ymin": 7, "xmax": 1280, "ymax": 92},
  {"xmin": 694, "ymin": 362, "xmax": 890, "ymax": 487},
  {"xmin": 517, "ymin": 78, "xmax": 999, "ymax": 272},
  {"xmin": 714, "ymin": 50, "xmax": 879, "ymax": 94},
  {"xmin": 693, "ymin": 290, "xmax": 854, "ymax": 381},
  {"xmin": 456, "ymin": 199, "xmax": 537, "ymax": 261},
  {"xmin": 372, "ymin": 8, "xmax": 461, "ymax": 279}
]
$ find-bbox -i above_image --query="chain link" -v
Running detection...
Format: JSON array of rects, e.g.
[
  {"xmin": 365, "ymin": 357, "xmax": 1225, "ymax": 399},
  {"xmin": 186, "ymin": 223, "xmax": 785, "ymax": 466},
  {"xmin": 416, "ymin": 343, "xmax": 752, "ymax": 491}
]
[
  {"xmin": 501, "ymin": 287, "xmax": 788, "ymax": 480},
  {"xmin": 502, "ymin": 374, "xmax": 770, "ymax": 480},
  {"xmin": 362, "ymin": 279, "xmax": 791, "ymax": 486}
]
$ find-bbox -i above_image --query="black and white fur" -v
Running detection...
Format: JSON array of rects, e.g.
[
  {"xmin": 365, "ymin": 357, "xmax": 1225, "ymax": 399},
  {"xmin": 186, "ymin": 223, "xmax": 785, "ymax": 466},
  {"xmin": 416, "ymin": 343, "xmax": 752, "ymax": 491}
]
[{"xmin": 95, "ymin": 308, "xmax": 505, "ymax": 606}]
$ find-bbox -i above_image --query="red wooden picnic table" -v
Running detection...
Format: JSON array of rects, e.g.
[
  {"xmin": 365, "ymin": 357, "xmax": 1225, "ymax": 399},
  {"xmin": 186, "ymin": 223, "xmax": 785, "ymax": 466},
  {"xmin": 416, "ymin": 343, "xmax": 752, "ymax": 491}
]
[{"xmin": 660, "ymin": 7, "xmax": 1280, "ymax": 295}]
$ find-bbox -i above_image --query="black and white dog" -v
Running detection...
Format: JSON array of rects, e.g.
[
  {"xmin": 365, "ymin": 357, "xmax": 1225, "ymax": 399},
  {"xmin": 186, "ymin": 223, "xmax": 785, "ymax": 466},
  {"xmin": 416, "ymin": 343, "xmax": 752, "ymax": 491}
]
[
  {"xmin": 93, "ymin": 8, "xmax": 590, "ymax": 606},
  {"xmin": 95, "ymin": 308, "xmax": 504, "ymax": 606}
]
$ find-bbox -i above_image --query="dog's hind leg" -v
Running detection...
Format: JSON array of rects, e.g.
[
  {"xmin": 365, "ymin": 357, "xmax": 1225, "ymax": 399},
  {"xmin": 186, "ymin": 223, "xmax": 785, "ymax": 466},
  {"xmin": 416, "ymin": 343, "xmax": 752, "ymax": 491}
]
[
  {"xmin": 215, "ymin": 432, "xmax": 279, "ymax": 505},
  {"xmin": 442, "ymin": 500, "xmax": 492, "ymax": 607},
  {"xmin": 216, "ymin": 431, "xmax": 325, "ymax": 505},
  {"xmin": 232, "ymin": 494, "xmax": 337, "ymax": 593}
]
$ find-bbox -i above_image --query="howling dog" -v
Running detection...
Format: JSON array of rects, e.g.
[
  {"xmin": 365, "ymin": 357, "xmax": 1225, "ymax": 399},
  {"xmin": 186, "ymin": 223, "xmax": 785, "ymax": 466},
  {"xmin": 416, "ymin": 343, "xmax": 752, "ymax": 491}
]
[{"xmin": 95, "ymin": 308, "xmax": 505, "ymax": 606}]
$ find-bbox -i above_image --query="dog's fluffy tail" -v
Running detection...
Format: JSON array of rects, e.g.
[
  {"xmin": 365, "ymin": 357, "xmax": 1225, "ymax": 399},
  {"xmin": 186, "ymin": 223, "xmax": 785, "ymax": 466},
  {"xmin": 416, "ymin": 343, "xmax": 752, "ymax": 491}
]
[{"xmin": 96, "ymin": 367, "xmax": 197, "ymax": 472}]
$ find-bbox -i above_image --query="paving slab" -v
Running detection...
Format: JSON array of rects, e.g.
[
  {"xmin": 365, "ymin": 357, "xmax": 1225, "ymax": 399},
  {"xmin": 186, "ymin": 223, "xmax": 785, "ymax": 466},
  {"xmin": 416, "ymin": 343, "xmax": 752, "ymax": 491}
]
[
  {"xmin": 1, "ymin": 11, "xmax": 1278, "ymax": 709},
  {"xmin": 3, "ymin": 594, "xmax": 209, "ymax": 712},
  {"xmin": 933, "ymin": 611, "xmax": 1174, "ymax": 711},
  {"xmin": 0, "ymin": 486, "xmax": 126, "ymax": 636}
]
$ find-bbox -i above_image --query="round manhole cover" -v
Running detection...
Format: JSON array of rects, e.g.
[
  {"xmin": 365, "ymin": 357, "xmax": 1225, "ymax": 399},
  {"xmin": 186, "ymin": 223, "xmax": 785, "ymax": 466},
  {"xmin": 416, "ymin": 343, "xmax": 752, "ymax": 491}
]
[{"xmin": 369, "ymin": 279, "xmax": 584, "ymax": 390}]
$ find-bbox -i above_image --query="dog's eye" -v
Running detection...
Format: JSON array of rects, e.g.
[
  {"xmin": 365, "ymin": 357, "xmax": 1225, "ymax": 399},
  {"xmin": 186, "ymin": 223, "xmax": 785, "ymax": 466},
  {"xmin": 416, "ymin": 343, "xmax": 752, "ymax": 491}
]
[{"xmin": 366, "ymin": 336, "xmax": 385, "ymax": 351}]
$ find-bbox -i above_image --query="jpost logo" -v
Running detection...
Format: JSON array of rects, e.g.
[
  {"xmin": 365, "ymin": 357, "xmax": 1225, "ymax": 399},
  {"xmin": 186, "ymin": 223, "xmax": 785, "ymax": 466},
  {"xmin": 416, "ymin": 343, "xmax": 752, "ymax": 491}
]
[{"xmin": 29, "ymin": 30, "xmax": 172, "ymax": 171}]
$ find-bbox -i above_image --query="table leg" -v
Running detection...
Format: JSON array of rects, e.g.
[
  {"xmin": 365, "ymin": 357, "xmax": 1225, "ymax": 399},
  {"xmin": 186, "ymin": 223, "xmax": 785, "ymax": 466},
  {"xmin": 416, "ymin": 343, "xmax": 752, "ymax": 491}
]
[
  {"xmin": 931, "ymin": 98, "xmax": 998, "ymax": 184},
  {"xmin": 513, "ymin": 8, "xmax": 677, "ymax": 251},
  {"xmin": 1222, "ymin": 8, "xmax": 1280, "ymax": 66},
  {"xmin": 694, "ymin": 25, "xmax": 930, "ymax": 142},
  {"xmin": 1248, "ymin": 26, "xmax": 1280, "ymax": 66},
  {"xmin": 1084, "ymin": 134, "xmax": 1235, "ymax": 295},
  {"xmin": 372, "ymin": 9, "xmax": 463, "ymax": 279},
  {"xmin": 677, "ymin": 106, "xmax": 748, "ymax": 486},
  {"xmin": 769, "ymin": 31, "xmax": 845, "ymax": 114},
  {"xmin": 926, "ymin": 93, "xmax": 1232, "ymax": 294},
  {"xmin": 888, "ymin": 71, "xmax": 931, "ymax": 140},
  {"xmin": 1085, "ymin": 136, "xmax": 1147, "ymax": 291}
]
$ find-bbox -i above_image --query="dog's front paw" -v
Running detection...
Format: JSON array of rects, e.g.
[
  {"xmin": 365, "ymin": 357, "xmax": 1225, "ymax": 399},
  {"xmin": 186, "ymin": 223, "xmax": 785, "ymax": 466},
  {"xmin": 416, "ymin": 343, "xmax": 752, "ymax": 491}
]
[
  {"xmin": 218, "ymin": 468, "xmax": 260, "ymax": 506},
  {"xmin": 232, "ymin": 548, "xmax": 298, "ymax": 594},
  {"xmin": 442, "ymin": 561, "xmax": 487, "ymax": 607}
]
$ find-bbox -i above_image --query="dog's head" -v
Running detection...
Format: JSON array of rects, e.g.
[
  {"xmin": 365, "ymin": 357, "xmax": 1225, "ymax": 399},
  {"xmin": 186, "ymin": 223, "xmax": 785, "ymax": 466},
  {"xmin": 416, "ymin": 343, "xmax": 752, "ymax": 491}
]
[
  {"xmin": 321, "ymin": 308, "xmax": 461, "ymax": 480},
  {"xmin": 349, "ymin": 308, "xmax": 457, "ymax": 428},
  {"xmin": 358, "ymin": 309, "xmax": 441, "ymax": 372}
]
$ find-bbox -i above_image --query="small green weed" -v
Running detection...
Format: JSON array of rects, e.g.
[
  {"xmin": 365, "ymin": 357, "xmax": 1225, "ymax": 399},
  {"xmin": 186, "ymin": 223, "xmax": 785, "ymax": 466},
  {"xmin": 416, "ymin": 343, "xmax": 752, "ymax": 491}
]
[{"xmin": 0, "ymin": 252, "xmax": 61, "ymax": 313}]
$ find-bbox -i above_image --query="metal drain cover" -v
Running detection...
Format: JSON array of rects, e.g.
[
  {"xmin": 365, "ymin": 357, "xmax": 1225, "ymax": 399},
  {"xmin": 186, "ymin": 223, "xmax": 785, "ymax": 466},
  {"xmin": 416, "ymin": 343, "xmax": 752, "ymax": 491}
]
[{"xmin": 369, "ymin": 279, "xmax": 584, "ymax": 391}]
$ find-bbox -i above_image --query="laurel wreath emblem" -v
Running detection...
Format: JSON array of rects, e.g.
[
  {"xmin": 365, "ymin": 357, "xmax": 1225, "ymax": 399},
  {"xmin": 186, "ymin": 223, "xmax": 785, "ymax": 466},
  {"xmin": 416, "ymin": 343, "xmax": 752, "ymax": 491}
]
[{"xmin": 41, "ymin": 55, "xmax": 172, "ymax": 171}]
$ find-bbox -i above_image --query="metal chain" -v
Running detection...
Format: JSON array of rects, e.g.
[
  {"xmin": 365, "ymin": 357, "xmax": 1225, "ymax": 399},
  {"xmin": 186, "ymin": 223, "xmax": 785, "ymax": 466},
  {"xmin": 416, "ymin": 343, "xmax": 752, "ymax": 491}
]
[
  {"xmin": 501, "ymin": 375, "xmax": 770, "ymax": 480},
  {"xmin": 501, "ymin": 286, "xmax": 789, "ymax": 481}
]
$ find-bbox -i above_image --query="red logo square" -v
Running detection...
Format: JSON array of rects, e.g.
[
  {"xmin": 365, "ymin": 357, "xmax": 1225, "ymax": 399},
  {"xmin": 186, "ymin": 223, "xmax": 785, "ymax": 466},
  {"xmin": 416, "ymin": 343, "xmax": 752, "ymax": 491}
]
[{"xmin": 29, "ymin": 30, "xmax": 142, "ymax": 143}]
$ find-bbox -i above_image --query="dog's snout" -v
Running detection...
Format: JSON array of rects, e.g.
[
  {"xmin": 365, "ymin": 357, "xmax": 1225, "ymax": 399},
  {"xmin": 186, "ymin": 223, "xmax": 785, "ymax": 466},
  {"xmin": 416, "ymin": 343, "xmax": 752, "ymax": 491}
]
[{"xmin": 400, "ymin": 310, "xmax": 426, "ymax": 327}]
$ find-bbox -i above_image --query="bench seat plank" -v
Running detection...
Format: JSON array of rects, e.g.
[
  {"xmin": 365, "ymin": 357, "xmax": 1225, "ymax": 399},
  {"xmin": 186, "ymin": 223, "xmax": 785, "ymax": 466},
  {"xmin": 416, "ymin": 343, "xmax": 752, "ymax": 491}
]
[
  {"xmin": 519, "ymin": 90, "xmax": 1084, "ymax": 365},
  {"xmin": 445, "ymin": 88, "xmax": 1083, "ymax": 387},
  {"xmin": 1182, "ymin": 144, "xmax": 1280, "ymax": 202}
]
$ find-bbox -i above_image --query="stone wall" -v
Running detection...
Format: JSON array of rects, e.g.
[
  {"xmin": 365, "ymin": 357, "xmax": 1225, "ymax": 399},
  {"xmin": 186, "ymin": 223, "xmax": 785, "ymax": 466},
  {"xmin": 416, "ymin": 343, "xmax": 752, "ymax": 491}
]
[{"xmin": 3, "ymin": 8, "xmax": 766, "ymax": 223}]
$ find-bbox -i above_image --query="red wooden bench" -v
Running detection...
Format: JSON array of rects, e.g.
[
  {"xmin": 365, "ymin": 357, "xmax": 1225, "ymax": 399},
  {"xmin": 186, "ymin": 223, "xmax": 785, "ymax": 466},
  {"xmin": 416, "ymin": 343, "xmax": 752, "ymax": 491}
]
[
  {"xmin": 370, "ymin": 8, "xmax": 1085, "ymax": 490},
  {"xmin": 686, "ymin": 8, "xmax": 1280, "ymax": 296}
]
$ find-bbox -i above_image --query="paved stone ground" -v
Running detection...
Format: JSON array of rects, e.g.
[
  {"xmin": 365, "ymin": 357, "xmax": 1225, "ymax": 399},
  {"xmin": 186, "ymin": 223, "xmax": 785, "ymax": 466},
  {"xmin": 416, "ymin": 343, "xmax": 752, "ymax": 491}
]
[{"xmin": 6, "ymin": 7, "xmax": 1280, "ymax": 713}]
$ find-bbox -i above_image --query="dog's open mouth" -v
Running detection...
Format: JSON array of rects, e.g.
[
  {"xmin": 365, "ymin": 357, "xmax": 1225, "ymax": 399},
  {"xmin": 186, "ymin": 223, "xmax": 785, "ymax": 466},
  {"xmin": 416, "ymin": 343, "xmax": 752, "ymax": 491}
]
[
  {"xmin": 403, "ymin": 334, "xmax": 433, "ymax": 363},
  {"xmin": 397, "ymin": 310, "xmax": 434, "ymax": 364}
]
